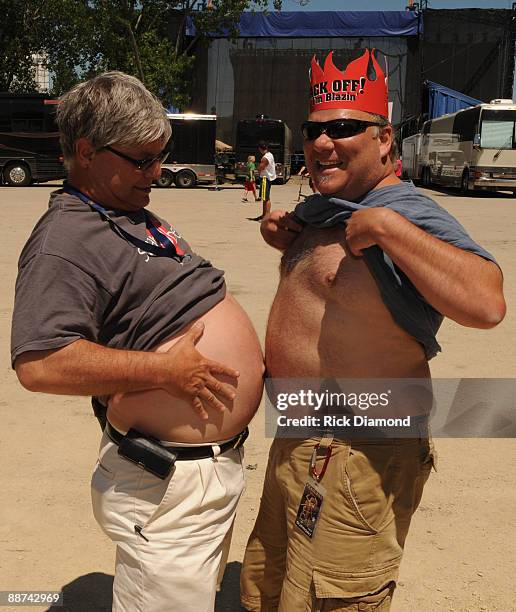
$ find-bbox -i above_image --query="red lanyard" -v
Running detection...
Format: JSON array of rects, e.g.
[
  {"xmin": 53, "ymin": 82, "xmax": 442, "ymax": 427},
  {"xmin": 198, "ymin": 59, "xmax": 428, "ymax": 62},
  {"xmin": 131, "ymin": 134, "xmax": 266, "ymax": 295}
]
[{"xmin": 310, "ymin": 443, "xmax": 333, "ymax": 482}]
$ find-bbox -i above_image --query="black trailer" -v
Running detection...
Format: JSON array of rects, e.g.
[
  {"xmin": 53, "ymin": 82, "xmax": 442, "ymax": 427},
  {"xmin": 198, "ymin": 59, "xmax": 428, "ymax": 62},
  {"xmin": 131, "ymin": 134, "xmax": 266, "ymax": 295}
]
[
  {"xmin": 0, "ymin": 93, "xmax": 65, "ymax": 186},
  {"xmin": 156, "ymin": 114, "xmax": 217, "ymax": 188},
  {"xmin": 235, "ymin": 116, "xmax": 292, "ymax": 184}
]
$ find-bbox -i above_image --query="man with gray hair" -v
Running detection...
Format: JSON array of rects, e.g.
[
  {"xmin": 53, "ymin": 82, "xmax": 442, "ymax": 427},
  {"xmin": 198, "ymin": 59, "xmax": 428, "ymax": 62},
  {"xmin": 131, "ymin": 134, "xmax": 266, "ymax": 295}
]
[{"xmin": 11, "ymin": 71, "xmax": 264, "ymax": 611}]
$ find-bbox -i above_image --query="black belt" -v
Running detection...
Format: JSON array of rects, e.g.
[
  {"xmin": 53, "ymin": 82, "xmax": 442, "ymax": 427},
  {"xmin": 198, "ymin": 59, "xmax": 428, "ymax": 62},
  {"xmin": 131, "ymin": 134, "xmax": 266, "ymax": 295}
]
[{"xmin": 106, "ymin": 421, "xmax": 248, "ymax": 461}]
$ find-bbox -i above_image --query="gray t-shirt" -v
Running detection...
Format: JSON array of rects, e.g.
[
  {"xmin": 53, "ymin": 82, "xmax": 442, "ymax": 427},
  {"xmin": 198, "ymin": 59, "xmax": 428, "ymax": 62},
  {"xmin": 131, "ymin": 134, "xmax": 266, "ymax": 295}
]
[
  {"xmin": 11, "ymin": 190, "xmax": 226, "ymax": 366},
  {"xmin": 294, "ymin": 182, "xmax": 498, "ymax": 359}
]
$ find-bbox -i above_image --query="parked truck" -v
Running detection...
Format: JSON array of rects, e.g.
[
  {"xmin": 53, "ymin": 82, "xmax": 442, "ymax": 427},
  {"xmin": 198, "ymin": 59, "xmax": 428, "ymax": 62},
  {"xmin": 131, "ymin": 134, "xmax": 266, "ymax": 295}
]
[
  {"xmin": 0, "ymin": 93, "xmax": 65, "ymax": 186},
  {"xmin": 402, "ymin": 96, "xmax": 516, "ymax": 195},
  {"xmin": 234, "ymin": 116, "xmax": 292, "ymax": 184},
  {"xmin": 156, "ymin": 113, "xmax": 217, "ymax": 188}
]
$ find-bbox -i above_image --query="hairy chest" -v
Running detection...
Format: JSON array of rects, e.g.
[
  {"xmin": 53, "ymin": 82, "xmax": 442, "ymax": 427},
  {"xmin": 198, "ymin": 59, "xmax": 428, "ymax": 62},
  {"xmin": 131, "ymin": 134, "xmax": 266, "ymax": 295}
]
[{"xmin": 280, "ymin": 226, "xmax": 383, "ymax": 303}]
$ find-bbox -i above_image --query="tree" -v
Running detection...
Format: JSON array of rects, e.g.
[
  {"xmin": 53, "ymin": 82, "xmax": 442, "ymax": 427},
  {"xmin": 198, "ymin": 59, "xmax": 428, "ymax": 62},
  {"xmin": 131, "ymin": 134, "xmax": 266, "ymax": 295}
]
[
  {"xmin": 0, "ymin": 0, "xmax": 46, "ymax": 91},
  {"xmin": 1, "ymin": 0, "xmax": 274, "ymax": 108}
]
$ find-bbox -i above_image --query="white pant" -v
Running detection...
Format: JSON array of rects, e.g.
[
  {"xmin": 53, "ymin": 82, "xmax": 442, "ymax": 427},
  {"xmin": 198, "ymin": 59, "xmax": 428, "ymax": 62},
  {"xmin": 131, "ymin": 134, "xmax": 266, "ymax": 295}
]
[{"xmin": 91, "ymin": 432, "xmax": 245, "ymax": 612}]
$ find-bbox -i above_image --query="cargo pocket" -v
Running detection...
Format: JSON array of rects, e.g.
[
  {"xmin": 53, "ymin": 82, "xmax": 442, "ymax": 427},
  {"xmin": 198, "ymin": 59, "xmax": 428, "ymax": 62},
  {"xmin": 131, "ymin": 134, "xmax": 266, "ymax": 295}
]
[{"xmin": 312, "ymin": 564, "xmax": 399, "ymax": 603}]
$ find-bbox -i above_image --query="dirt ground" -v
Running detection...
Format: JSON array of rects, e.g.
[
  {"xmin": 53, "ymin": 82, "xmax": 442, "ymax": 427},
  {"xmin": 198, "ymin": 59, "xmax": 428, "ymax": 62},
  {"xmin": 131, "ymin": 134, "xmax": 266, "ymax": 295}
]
[{"xmin": 0, "ymin": 179, "xmax": 515, "ymax": 612}]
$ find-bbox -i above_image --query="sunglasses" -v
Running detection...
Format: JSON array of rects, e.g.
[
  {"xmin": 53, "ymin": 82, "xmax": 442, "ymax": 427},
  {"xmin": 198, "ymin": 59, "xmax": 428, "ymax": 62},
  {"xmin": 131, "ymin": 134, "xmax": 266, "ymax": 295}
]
[
  {"xmin": 301, "ymin": 119, "xmax": 381, "ymax": 141},
  {"xmin": 104, "ymin": 145, "xmax": 169, "ymax": 171}
]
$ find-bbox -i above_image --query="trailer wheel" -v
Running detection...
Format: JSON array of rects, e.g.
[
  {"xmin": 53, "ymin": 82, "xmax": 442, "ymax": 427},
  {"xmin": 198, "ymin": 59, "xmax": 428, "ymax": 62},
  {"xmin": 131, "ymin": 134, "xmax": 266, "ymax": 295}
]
[
  {"xmin": 3, "ymin": 162, "xmax": 32, "ymax": 186},
  {"xmin": 175, "ymin": 170, "xmax": 196, "ymax": 188},
  {"xmin": 460, "ymin": 170, "xmax": 470, "ymax": 195},
  {"xmin": 155, "ymin": 169, "xmax": 174, "ymax": 188}
]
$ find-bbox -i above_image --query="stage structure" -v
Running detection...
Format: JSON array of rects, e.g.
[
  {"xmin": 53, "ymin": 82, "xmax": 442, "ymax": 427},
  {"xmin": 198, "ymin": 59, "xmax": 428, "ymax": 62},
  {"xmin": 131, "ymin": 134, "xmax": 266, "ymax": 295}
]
[
  {"xmin": 189, "ymin": 11, "xmax": 421, "ymax": 150},
  {"xmin": 187, "ymin": 9, "xmax": 515, "ymax": 150}
]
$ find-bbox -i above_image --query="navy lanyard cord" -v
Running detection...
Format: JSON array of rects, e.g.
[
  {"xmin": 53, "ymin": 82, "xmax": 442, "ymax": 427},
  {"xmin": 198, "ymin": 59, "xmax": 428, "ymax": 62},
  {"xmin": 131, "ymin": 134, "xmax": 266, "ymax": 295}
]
[
  {"xmin": 63, "ymin": 185, "xmax": 184, "ymax": 260},
  {"xmin": 144, "ymin": 215, "xmax": 184, "ymax": 256}
]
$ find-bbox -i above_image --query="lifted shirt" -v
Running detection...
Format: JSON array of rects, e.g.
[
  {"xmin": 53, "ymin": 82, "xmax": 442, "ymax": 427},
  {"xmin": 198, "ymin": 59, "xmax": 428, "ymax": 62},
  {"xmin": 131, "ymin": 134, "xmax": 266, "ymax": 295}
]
[
  {"xmin": 293, "ymin": 182, "xmax": 498, "ymax": 359},
  {"xmin": 11, "ymin": 190, "xmax": 226, "ymax": 367}
]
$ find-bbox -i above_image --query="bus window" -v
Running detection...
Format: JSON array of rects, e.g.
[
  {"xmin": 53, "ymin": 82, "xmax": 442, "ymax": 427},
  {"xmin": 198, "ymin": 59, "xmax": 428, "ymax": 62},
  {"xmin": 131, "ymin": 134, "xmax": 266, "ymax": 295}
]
[
  {"xmin": 44, "ymin": 104, "xmax": 59, "ymax": 132},
  {"xmin": 452, "ymin": 107, "xmax": 480, "ymax": 142},
  {"xmin": 480, "ymin": 110, "xmax": 516, "ymax": 149},
  {"xmin": 0, "ymin": 99, "xmax": 10, "ymax": 131},
  {"xmin": 12, "ymin": 118, "xmax": 45, "ymax": 131},
  {"xmin": 236, "ymin": 122, "xmax": 282, "ymax": 147},
  {"xmin": 11, "ymin": 97, "xmax": 46, "ymax": 132}
]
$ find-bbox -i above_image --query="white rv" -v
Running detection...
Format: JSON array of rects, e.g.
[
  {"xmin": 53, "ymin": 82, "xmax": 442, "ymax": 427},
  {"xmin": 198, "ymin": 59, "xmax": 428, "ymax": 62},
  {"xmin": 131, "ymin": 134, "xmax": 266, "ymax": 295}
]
[{"xmin": 402, "ymin": 100, "xmax": 516, "ymax": 195}]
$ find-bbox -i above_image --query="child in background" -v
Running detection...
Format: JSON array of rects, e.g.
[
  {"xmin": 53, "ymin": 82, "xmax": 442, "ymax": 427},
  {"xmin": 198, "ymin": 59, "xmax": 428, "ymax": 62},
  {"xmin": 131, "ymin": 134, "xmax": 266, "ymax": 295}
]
[{"xmin": 242, "ymin": 155, "xmax": 259, "ymax": 202}]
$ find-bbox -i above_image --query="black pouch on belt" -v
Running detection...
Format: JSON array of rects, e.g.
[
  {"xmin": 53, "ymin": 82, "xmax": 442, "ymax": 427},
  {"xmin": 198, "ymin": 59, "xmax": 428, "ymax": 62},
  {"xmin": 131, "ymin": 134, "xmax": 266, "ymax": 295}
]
[
  {"xmin": 91, "ymin": 397, "xmax": 107, "ymax": 431},
  {"xmin": 118, "ymin": 429, "xmax": 177, "ymax": 480}
]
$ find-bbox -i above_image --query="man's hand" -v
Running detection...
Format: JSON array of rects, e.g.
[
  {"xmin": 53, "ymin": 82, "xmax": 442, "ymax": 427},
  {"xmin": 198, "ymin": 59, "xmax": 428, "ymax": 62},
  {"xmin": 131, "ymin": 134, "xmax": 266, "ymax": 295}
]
[
  {"xmin": 162, "ymin": 321, "xmax": 239, "ymax": 420},
  {"xmin": 260, "ymin": 210, "xmax": 303, "ymax": 251},
  {"xmin": 16, "ymin": 326, "xmax": 239, "ymax": 421},
  {"xmin": 345, "ymin": 207, "xmax": 393, "ymax": 256}
]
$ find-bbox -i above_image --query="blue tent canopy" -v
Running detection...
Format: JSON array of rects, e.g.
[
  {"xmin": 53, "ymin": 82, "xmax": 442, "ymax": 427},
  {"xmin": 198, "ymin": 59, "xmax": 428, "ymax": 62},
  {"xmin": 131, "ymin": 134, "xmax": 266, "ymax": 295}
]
[
  {"xmin": 426, "ymin": 81, "xmax": 482, "ymax": 119},
  {"xmin": 187, "ymin": 11, "xmax": 422, "ymax": 38}
]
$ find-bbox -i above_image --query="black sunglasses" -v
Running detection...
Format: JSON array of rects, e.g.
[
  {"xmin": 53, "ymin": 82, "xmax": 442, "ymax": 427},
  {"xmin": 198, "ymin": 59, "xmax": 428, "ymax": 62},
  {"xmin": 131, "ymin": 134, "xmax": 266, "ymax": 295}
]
[
  {"xmin": 104, "ymin": 145, "xmax": 169, "ymax": 171},
  {"xmin": 301, "ymin": 119, "xmax": 381, "ymax": 141}
]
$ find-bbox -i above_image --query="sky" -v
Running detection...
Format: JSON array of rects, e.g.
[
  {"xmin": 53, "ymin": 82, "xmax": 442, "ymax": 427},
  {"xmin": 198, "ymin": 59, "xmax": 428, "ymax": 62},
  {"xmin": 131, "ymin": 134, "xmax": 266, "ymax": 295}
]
[{"xmin": 274, "ymin": 1, "xmax": 514, "ymax": 10}]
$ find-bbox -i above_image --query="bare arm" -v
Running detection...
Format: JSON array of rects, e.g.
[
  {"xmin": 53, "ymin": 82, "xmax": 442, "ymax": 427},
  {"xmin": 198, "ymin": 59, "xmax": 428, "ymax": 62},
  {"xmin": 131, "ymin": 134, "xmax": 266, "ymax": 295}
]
[
  {"xmin": 345, "ymin": 208, "xmax": 506, "ymax": 329},
  {"xmin": 258, "ymin": 156, "xmax": 268, "ymax": 173},
  {"xmin": 15, "ymin": 322, "xmax": 239, "ymax": 420}
]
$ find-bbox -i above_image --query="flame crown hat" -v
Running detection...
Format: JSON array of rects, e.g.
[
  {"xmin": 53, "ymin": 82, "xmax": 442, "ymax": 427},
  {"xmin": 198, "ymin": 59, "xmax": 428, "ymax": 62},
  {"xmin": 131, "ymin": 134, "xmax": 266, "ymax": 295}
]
[{"xmin": 309, "ymin": 49, "xmax": 388, "ymax": 118}]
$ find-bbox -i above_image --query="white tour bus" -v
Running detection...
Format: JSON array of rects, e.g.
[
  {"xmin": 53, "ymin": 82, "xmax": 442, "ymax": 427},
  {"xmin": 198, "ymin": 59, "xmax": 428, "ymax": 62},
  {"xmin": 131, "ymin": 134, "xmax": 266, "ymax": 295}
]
[{"xmin": 402, "ymin": 99, "xmax": 516, "ymax": 195}]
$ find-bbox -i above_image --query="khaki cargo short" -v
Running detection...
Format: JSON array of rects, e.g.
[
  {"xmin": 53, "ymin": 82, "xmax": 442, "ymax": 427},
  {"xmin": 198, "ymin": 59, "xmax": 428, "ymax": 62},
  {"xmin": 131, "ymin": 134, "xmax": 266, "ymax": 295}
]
[{"xmin": 241, "ymin": 436, "xmax": 435, "ymax": 611}]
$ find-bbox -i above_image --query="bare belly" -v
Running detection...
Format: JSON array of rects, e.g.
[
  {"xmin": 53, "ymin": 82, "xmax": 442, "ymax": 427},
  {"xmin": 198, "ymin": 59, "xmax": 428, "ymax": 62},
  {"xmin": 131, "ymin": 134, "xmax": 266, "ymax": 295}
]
[
  {"xmin": 266, "ymin": 227, "xmax": 430, "ymax": 380},
  {"xmin": 107, "ymin": 293, "xmax": 264, "ymax": 442}
]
